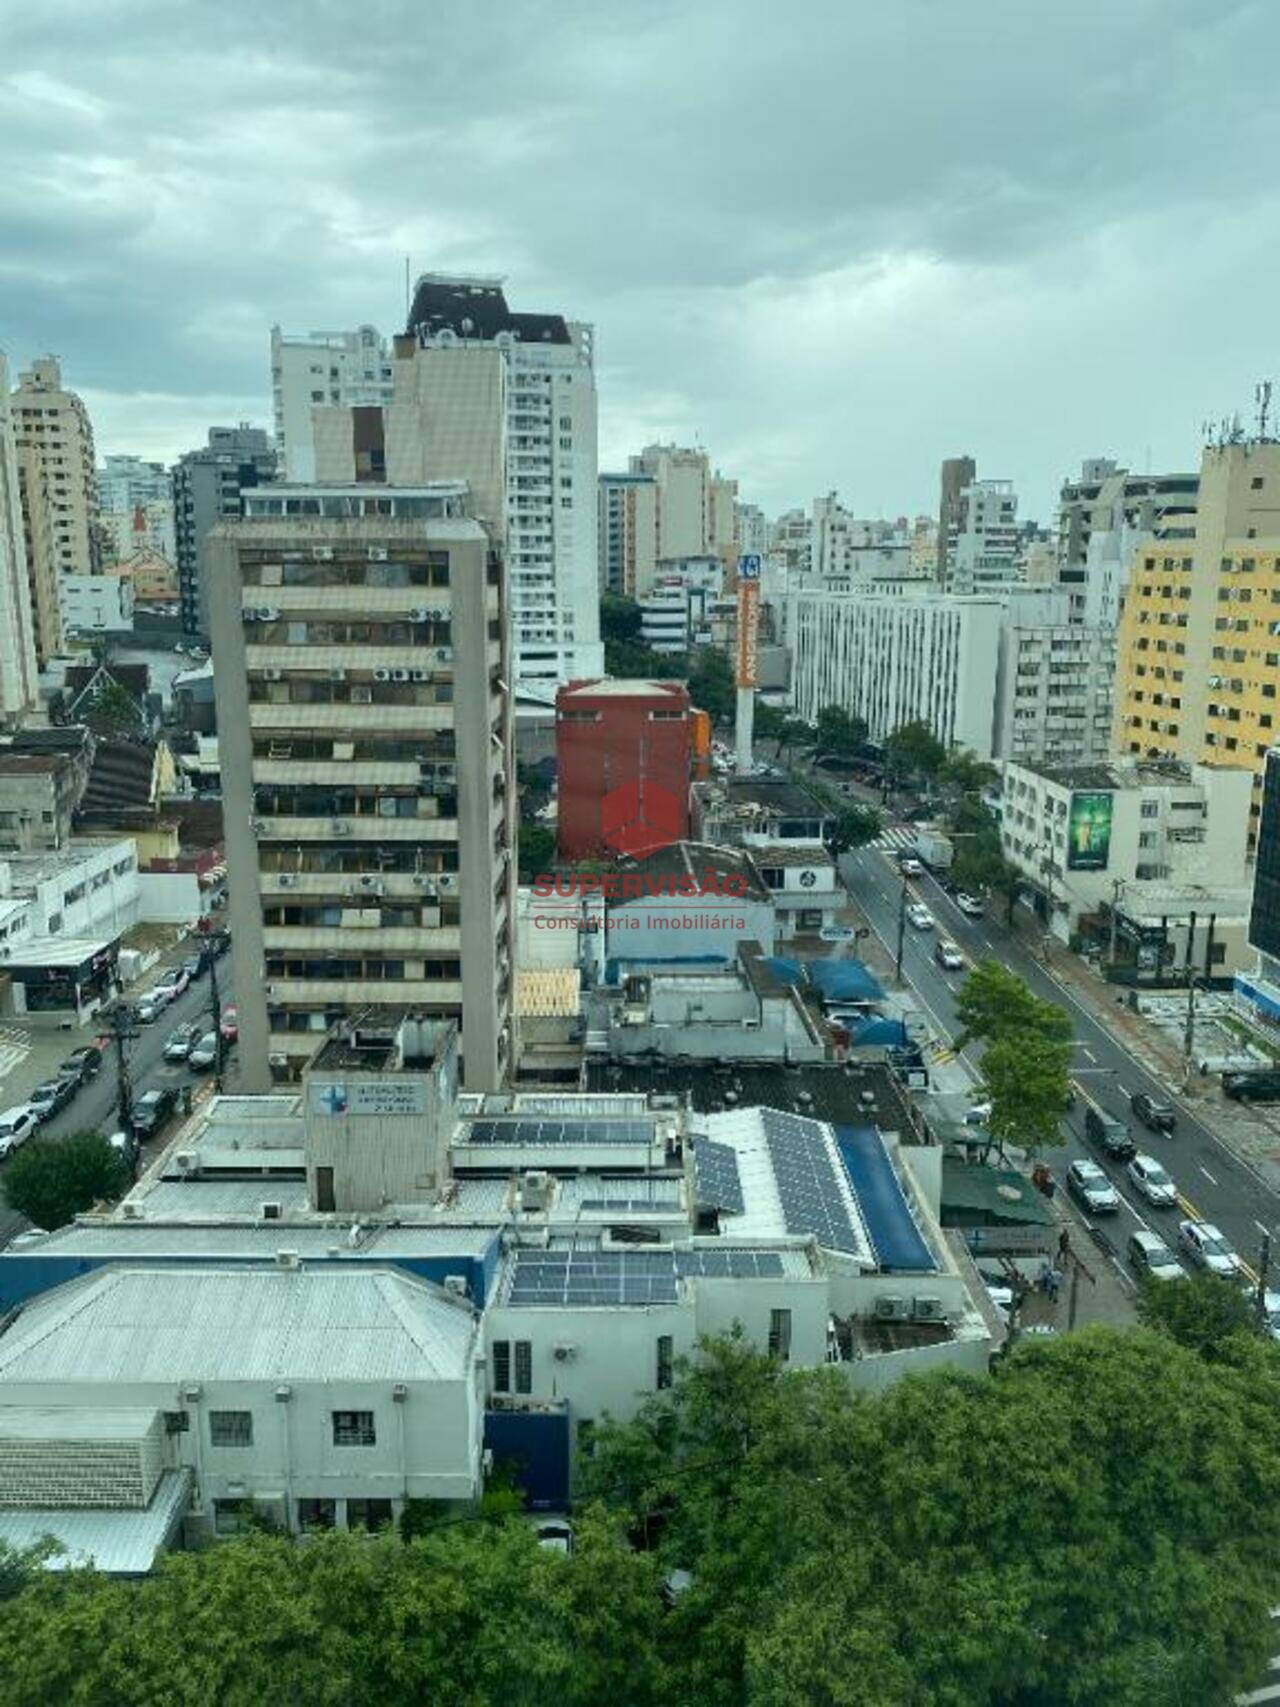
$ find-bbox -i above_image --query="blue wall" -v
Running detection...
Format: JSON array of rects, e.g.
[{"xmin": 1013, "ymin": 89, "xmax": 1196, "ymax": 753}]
[{"xmin": 484, "ymin": 1408, "xmax": 571, "ymax": 1511}]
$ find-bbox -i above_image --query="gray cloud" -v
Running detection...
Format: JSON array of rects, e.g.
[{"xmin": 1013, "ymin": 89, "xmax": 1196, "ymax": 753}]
[{"xmin": 1, "ymin": 0, "xmax": 1277, "ymax": 516}]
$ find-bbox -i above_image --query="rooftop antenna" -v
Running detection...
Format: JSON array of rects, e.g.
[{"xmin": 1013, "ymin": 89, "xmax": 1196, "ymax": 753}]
[{"xmin": 1257, "ymin": 380, "xmax": 1274, "ymax": 444}]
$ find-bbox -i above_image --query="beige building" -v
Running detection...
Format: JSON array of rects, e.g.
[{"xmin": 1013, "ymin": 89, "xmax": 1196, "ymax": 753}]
[
  {"xmin": 207, "ymin": 482, "xmax": 516, "ymax": 1091},
  {"xmin": 1112, "ymin": 440, "xmax": 1280, "ymax": 844},
  {"xmin": 15, "ymin": 447, "xmax": 62, "ymax": 664},
  {"xmin": 111, "ymin": 548, "xmax": 179, "ymax": 606},
  {"xmin": 597, "ymin": 471, "xmax": 658, "ymax": 597},
  {"xmin": 11, "ymin": 357, "xmax": 100, "ymax": 591},
  {"xmin": 0, "ymin": 355, "xmax": 39, "ymax": 720},
  {"xmin": 630, "ymin": 444, "xmax": 712, "ymax": 561}
]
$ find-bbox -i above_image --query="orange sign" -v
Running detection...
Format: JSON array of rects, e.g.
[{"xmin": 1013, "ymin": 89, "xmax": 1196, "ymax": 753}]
[{"xmin": 736, "ymin": 579, "xmax": 760, "ymax": 688}]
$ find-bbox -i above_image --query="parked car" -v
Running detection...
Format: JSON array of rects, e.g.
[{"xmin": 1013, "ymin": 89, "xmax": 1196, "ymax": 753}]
[
  {"xmin": 1222, "ymin": 1068, "xmax": 1280, "ymax": 1103},
  {"xmin": 56, "ymin": 1044, "xmax": 103, "ymax": 1084},
  {"xmin": 1177, "ymin": 1219, "xmax": 1241, "ymax": 1277},
  {"xmin": 906, "ymin": 902, "xmax": 934, "ymax": 931},
  {"xmin": 818, "ymin": 924, "xmax": 856, "ymax": 943},
  {"xmin": 1128, "ymin": 1230, "xmax": 1182, "ymax": 1281},
  {"xmin": 955, "ymin": 892, "xmax": 985, "ymax": 917},
  {"xmin": 1084, "ymin": 1100, "xmax": 1137, "ymax": 1161},
  {"xmin": 163, "ymin": 1022, "xmax": 205, "ymax": 1063},
  {"xmin": 181, "ymin": 955, "xmax": 204, "ymax": 981},
  {"xmin": 132, "ymin": 1087, "xmax": 178, "ymax": 1140},
  {"xmin": 136, "ymin": 990, "xmax": 171, "ymax": 1024},
  {"xmin": 0, "ymin": 1106, "xmax": 39, "ymax": 1159},
  {"xmin": 896, "ymin": 853, "xmax": 924, "ymax": 878},
  {"xmin": 1066, "ymin": 1158, "xmax": 1121, "ymax": 1214},
  {"xmin": 220, "ymin": 1004, "xmax": 238, "ymax": 1045},
  {"xmin": 155, "ymin": 967, "xmax": 190, "ymax": 999},
  {"xmin": 1130, "ymin": 1091, "xmax": 1177, "ymax": 1132},
  {"xmin": 27, "ymin": 1078, "xmax": 77, "ymax": 1124},
  {"xmin": 1127, "ymin": 1153, "xmax": 1178, "ymax": 1208},
  {"xmin": 962, "ymin": 1101, "xmax": 992, "ymax": 1127},
  {"xmin": 187, "ymin": 1032, "xmax": 219, "ymax": 1072}
]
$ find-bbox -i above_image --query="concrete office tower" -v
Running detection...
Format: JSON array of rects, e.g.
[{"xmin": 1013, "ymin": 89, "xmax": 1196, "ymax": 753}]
[
  {"xmin": 1056, "ymin": 458, "xmax": 1200, "ymax": 625},
  {"xmin": 207, "ymin": 482, "xmax": 515, "ymax": 1091},
  {"xmin": 945, "ymin": 478, "xmax": 1022, "ymax": 595},
  {"xmin": 598, "ymin": 471, "xmax": 658, "ymax": 596},
  {"xmin": 97, "ymin": 455, "xmax": 177, "ymax": 565},
  {"xmin": 405, "ymin": 275, "xmax": 602, "ymax": 704},
  {"xmin": 736, "ymin": 501, "xmax": 769, "ymax": 558},
  {"xmin": 10, "ymin": 357, "xmax": 101, "ymax": 586},
  {"xmin": 629, "ymin": 444, "xmax": 714, "ymax": 561},
  {"xmin": 937, "ymin": 455, "xmax": 976, "ymax": 579},
  {"xmin": 271, "ymin": 325, "xmax": 395, "ymax": 482},
  {"xmin": 1112, "ymin": 439, "xmax": 1280, "ymax": 843},
  {"xmin": 171, "ymin": 425, "xmax": 276, "ymax": 639},
  {"xmin": 15, "ymin": 448, "xmax": 61, "ymax": 663},
  {"xmin": 0, "ymin": 355, "xmax": 39, "ymax": 719}
]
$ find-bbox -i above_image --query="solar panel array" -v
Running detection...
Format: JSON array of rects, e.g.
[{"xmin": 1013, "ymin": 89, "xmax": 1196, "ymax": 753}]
[
  {"xmin": 464, "ymin": 1119, "xmax": 655, "ymax": 1146},
  {"xmin": 692, "ymin": 1137, "xmax": 745, "ymax": 1214},
  {"xmin": 508, "ymin": 1247, "xmax": 785, "ymax": 1306},
  {"xmin": 761, "ymin": 1108, "xmax": 862, "ymax": 1253}
]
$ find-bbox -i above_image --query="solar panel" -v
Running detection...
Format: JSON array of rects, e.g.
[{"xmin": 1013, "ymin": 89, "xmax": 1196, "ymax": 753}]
[
  {"xmin": 507, "ymin": 1245, "xmax": 786, "ymax": 1305},
  {"xmin": 465, "ymin": 1118, "xmax": 656, "ymax": 1146},
  {"xmin": 761, "ymin": 1108, "xmax": 862, "ymax": 1253},
  {"xmin": 692, "ymin": 1136, "xmax": 745, "ymax": 1214}
]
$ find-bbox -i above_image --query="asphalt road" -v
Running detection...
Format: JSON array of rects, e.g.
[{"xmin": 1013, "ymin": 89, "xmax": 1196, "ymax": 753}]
[
  {"xmin": 0, "ymin": 963, "xmax": 234, "ymax": 1245},
  {"xmin": 843, "ymin": 839, "xmax": 1280, "ymax": 1290}
]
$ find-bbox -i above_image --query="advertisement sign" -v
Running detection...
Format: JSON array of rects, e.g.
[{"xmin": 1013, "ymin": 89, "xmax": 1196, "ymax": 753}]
[
  {"xmin": 738, "ymin": 553, "xmax": 762, "ymax": 580},
  {"xmin": 309, "ymin": 1080, "xmax": 427, "ymax": 1117},
  {"xmin": 736, "ymin": 579, "xmax": 760, "ymax": 689},
  {"xmin": 1066, "ymin": 791, "xmax": 1114, "ymax": 871}
]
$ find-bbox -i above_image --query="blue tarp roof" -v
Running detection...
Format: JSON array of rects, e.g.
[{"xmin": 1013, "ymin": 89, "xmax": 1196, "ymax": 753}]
[
  {"xmin": 762, "ymin": 957, "xmax": 806, "ymax": 988},
  {"xmin": 806, "ymin": 959, "xmax": 884, "ymax": 1003},
  {"xmin": 845, "ymin": 1016, "xmax": 908, "ymax": 1047},
  {"xmin": 835, "ymin": 1125, "xmax": 936, "ymax": 1273}
]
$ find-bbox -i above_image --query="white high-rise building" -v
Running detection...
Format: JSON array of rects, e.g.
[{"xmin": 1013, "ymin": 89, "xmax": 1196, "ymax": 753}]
[
  {"xmin": 0, "ymin": 353, "xmax": 39, "ymax": 719},
  {"xmin": 407, "ymin": 276, "xmax": 602, "ymax": 704},
  {"xmin": 270, "ymin": 326, "xmax": 395, "ymax": 483},
  {"xmin": 944, "ymin": 478, "xmax": 1022, "ymax": 595}
]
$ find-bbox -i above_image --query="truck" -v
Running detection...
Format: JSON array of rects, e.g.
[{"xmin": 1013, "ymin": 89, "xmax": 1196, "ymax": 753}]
[{"xmin": 912, "ymin": 829, "xmax": 954, "ymax": 873}]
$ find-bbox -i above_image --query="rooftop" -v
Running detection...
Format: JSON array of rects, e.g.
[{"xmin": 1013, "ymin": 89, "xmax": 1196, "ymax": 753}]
[
  {"xmin": 407, "ymin": 275, "xmax": 571, "ymax": 346},
  {"xmin": 586, "ymin": 1058, "xmax": 915, "ymax": 1132},
  {"xmin": 557, "ymin": 678, "xmax": 689, "ymax": 703},
  {"xmin": 617, "ymin": 840, "xmax": 771, "ymax": 906},
  {"xmin": 0, "ymin": 1468, "xmax": 191, "ymax": 1576},
  {"xmin": 694, "ymin": 777, "xmax": 832, "ymax": 820},
  {"xmin": 1013, "ymin": 757, "xmax": 1220, "ymax": 790}
]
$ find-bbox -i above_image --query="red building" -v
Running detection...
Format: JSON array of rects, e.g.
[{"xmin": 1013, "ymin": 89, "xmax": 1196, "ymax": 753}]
[{"xmin": 555, "ymin": 679, "xmax": 692, "ymax": 860}]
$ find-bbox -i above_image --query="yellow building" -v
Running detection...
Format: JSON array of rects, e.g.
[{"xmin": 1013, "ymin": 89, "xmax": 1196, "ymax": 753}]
[{"xmin": 1113, "ymin": 441, "xmax": 1280, "ymax": 843}]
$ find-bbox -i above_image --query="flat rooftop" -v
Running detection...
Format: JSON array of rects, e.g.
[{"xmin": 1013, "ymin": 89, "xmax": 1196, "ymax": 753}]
[
  {"xmin": 586, "ymin": 1059, "xmax": 916, "ymax": 1133},
  {"xmin": 695, "ymin": 778, "xmax": 831, "ymax": 819}
]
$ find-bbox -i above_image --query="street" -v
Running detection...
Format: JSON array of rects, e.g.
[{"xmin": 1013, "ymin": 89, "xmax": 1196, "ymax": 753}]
[{"xmin": 843, "ymin": 838, "xmax": 1280, "ymax": 1289}]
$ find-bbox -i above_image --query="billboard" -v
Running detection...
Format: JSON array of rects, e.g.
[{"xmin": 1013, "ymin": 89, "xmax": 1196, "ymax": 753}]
[
  {"xmin": 1066, "ymin": 791, "xmax": 1114, "ymax": 871},
  {"xmin": 736, "ymin": 579, "xmax": 760, "ymax": 688}
]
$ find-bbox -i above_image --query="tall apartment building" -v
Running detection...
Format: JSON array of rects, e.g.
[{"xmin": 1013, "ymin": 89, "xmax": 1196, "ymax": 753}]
[
  {"xmin": 171, "ymin": 425, "xmax": 276, "ymax": 638},
  {"xmin": 14, "ymin": 447, "xmax": 61, "ymax": 663},
  {"xmin": 598, "ymin": 471, "xmax": 657, "ymax": 596},
  {"xmin": 1057, "ymin": 458, "xmax": 1199, "ymax": 624},
  {"xmin": 270, "ymin": 325, "xmax": 395, "ymax": 482},
  {"xmin": 207, "ymin": 483, "xmax": 514, "ymax": 1090},
  {"xmin": 1113, "ymin": 440, "xmax": 1280, "ymax": 841},
  {"xmin": 406, "ymin": 275, "xmax": 602, "ymax": 703},
  {"xmin": 97, "ymin": 455, "xmax": 177, "ymax": 566},
  {"xmin": 10, "ymin": 357, "xmax": 100, "ymax": 584},
  {"xmin": 735, "ymin": 501, "xmax": 769, "ymax": 558},
  {"xmin": 944, "ymin": 478, "xmax": 1022, "ymax": 595},
  {"xmin": 0, "ymin": 354, "xmax": 39, "ymax": 719},
  {"xmin": 995, "ymin": 616, "xmax": 1115, "ymax": 768},
  {"xmin": 97, "ymin": 455, "xmax": 172, "ymax": 513},
  {"xmin": 937, "ymin": 455, "xmax": 976, "ymax": 579},
  {"xmin": 628, "ymin": 443, "xmax": 733, "ymax": 566}
]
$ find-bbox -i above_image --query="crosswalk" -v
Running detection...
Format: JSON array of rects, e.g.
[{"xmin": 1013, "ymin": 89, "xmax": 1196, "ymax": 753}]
[
  {"xmin": 874, "ymin": 827, "xmax": 920, "ymax": 853},
  {"xmin": 0, "ymin": 1028, "xmax": 30, "ymax": 1090}
]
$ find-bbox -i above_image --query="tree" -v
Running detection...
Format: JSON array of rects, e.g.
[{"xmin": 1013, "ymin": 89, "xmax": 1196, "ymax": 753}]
[
  {"xmin": 939, "ymin": 747, "xmax": 998, "ymax": 800},
  {"xmin": 686, "ymin": 646, "xmax": 734, "ymax": 723},
  {"xmin": 1, "ymin": 1133, "xmax": 130, "ymax": 1230},
  {"xmin": 1137, "ymin": 1272, "xmax": 1259, "ymax": 1360},
  {"xmin": 753, "ymin": 700, "xmax": 785, "ymax": 750},
  {"xmin": 979, "ymin": 1030, "xmax": 1072, "ymax": 1156},
  {"xmin": 825, "ymin": 803, "xmax": 882, "ymax": 855},
  {"xmin": 883, "ymin": 720, "xmax": 945, "ymax": 785},
  {"xmin": 518, "ymin": 822, "xmax": 556, "ymax": 884},
  {"xmin": 953, "ymin": 958, "xmax": 1073, "ymax": 1051},
  {"xmin": 599, "ymin": 594, "xmax": 643, "ymax": 645},
  {"xmin": 813, "ymin": 704, "xmax": 867, "ymax": 762},
  {"xmin": 951, "ymin": 834, "xmax": 1023, "ymax": 923},
  {"xmin": 776, "ymin": 716, "xmax": 811, "ymax": 762}
]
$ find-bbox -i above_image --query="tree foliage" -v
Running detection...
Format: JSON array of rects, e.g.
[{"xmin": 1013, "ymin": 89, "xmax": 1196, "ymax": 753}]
[
  {"xmin": 883, "ymin": 720, "xmax": 946, "ymax": 783},
  {"xmin": 1137, "ymin": 1272, "xmax": 1260, "ymax": 1360},
  {"xmin": 813, "ymin": 704, "xmax": 867, "ymax": 760},
  {"xmin": 1, "ymin": 1133, "xmax": 131, "ymax": 1230},
  {"xmin": 953, "ymin": 958, "xmax": 1073, "ymax": 1051},
  {"xmin": 980, "ymin": 1031, "xmax": 1072, "ymax": 1155},
  {"xmin": 518, "ymin": 822, "xmax": 556, "ymax": 883},
  {"xmin": 599, "ymin": 594, "xmax": 643, "ymax": 645},
  {"xmin": 826, "ymin": 803, "xmax": 883, "ymax": 855}
]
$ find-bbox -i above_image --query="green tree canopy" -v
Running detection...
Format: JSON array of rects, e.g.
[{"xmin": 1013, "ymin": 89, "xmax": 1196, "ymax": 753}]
[
  {"xmin": 953, "ymin": 958, "xmax": 1073, "ymax": 1051},
  {"xmin": 813, "ymin": 704, "xmax": 868, "ymax": 760},
  {"xmin": 884, "ymin": 720, "xmax": 946, "ymax": 782},
  {"xmin": 1137, "ymin": 1271, "xmax": 1260, "ymax": 1360},
  {"xmin": 517, "ymin": 822, "xmax": 556, "ymax": 883},
  {"xmin": 599, "ymin": 594, "xmax": 643, "ymax": 644},
  {"xmin": 1, "ymin": 1132, "xmax": 131, "ymax": 1230},
  {"xmin": 825, "ymin": 803, "xmax": 883, "ymax": 855},
  {"xmin": 939, "ymin": 747, "xmax": 999, "ymax": 800},
  {"xmin": 686, "ymin": 646, "xmax": 734, "ymax": 723},
  {"xmin": 979, "ymin": 1030, "xmax": 1072, "ymax": 1155}
]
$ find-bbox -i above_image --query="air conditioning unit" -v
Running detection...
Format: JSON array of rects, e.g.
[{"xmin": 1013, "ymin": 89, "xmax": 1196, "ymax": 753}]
[
  {"xmin": 410, "ymin": 669, "xmax": 430, "ymax": 682},
  {"xmin": 358, "ymin": 876, "xmax": 383, "ymax": 893},
  {"xmin": 411, "ymin": 607, "xmax": 431, "ymax": 622},
  {"xmin": 391, "ymin": 668, "xmax": 410, "ymax": 682},
  {"xmin": 912, "ymin": 1296, "xmax": 945, "ymax": 1322},
  {"xmin": 275, "ymin": 1249, "xmax": 301, "ymax": 1269},
  {"xmin": 552, "ymin": 1343, "xmax": 577, "ymax": 1363},
  {"xmin": 437, "ymin": 874, "xmax": 459, "ymax": 894},
  {"xmin": 329, "ymin": 667, "xmax": 347, "ymax": 682},
  {"xmin": 521, "ymin": 1169, "xmax": 552, "ymax": 1210},
  {"xmin": 374, "ymin": 668, "xmax": 391, "ymax": 682},
  {"xmin": 268, "ymin": 1052, "xmax": 288, "ymax": 1068},
  {"xmin": 262, "ymin": 667, "xmax": 283, "ymax": 682},
  {"xmin": 436, "ymin": 647, "xmax": 453, "ymax": 662},
  {"xmin": 874, "ymin": 1295, "xmax": 909, "ymax": 1321},
  {"xmin": 330, "ymin": 819, "xmax": 349, "ymax": 834},
  {"xmin": 413, "ymin": 875, "xmax": 438, "ymax": 894},
  {"xmin": 261, "ymin": 1202, "xmax": 283, "ymax": 1221},
  {"xmin": 174, "ymin": 1151, "xmax": 197, "ymax": 1173},
  {"xmin": 312, "ymin": 547, "xmax": 334, "ymax": 560},
  {"xmin": 242, "ymin": 608, "xmax": 259, "ymax": 623},
  {"xmin": 278, "ymin": 874, "xmax": 297, "ymax": 889},
  {"xmin": 258, "ymin": 608, "xmax": 280, "ymax": 621},
  {"xmin": 121, "ymin": 1201, "xmax": 143, "ymax": 1219},
  {"xmin": 442, "ymin": 1275, "xmax": 468, "ymax": 1299},
  {"xmin": 367, "ymin": 547, "xmax": 388, "ymax": 561}
]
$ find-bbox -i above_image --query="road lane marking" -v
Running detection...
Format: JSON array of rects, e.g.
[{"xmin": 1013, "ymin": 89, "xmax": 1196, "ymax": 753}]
[
  {"xmin": 1116, "ymin": 1084, "xmax": 1131, "ymax": 1099},
  {"xmin": 1199, "ymin": 1164, "xmax": 1218, "ymax": 1186},
  {"xmin": 1257, "ymin": 1219, "xmax": 1272, "ymax": 1238}
]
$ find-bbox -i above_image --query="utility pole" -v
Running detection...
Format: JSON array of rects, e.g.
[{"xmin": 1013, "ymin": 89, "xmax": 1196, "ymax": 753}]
[
  {"xmin": 107, "ymin": 1003, "xmax": 140, "ymax": 1157},
  {"xmin": 895, "ymin": 876, "xmax": 908, "ymax": 981},
  {"xmin": 1255, "ymin": 1231, "xmax": 1272, "ymax": 1327},
  {"xmin": 207, "ymin": 947, "xmax": 225, "ymax": 1094},
  {"xmin": 1182, "ymin": 911, "xmax": 1198, "ymax": 1086},
  {"xmin": 1108, "ymin": 877, "xmax": 1125, "ymax": 964}
]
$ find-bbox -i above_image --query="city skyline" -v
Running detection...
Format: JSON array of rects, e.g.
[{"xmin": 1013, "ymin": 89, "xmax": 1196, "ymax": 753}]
[{"xmin": 3, "ymin": 1, "xmax": 1279, "ymax": 518}]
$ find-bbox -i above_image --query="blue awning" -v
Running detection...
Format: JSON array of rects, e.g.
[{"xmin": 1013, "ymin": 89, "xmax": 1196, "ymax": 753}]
[
  {"xmin": 807, "ymin": 959, "xmax": 884, "ymax": 1003},
  {"xmin": 845, "ymin": 1016, "xmax": 908, "ymax": 1047},
  {"xmin": 835, "ymin": 1125, "xmax": 936, "ymax": 1273}
]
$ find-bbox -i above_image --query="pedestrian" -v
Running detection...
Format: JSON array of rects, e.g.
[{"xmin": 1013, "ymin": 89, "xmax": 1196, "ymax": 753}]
[
  {"xmin": 1058, "ymin": 1227, "xmax": 1071, "ymax": 1263},
  {"xmin": 1045, "ymin": 1266, "xmax": 1062, "ymax": 1303}
]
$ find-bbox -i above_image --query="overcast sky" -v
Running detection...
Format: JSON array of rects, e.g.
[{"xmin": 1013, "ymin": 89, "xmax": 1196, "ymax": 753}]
[{"xmin": 3, "ymin": 0, "xmax": 1278, "ymax": 521}]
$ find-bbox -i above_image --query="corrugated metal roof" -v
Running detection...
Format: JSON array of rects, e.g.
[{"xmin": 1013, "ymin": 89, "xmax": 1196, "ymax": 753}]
[
  {"xmin": 17, "ymin": 1224, "xmax": 496, "ymax": 1259},
  {"xmin": 0, "ymin": 1407, "xmax": 160, "ymax": 1442},
  {"xmin": 0, "ymin": 1468, "xmax": 191, "ymax": 1575},
  {"xmin": 0, "ymin": 1267, "xmax": 476, "ymax": 1384},
  {"xmin": 134, "ymin": 1179, "xmax": 312, "ymax": 1217}
]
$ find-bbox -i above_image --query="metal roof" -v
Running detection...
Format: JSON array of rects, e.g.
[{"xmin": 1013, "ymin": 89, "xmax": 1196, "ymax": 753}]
[
  {"xmin": 13, "ymin": 1223, "xmax": 497, "ymax": 1260},
  {"xmin": 0, "ymin": 1468, "xmax": 191, "ymax": 1575},
  {"xmin": 0, "ymin": 1267, "xmax": 477, "ymax": 1384}
]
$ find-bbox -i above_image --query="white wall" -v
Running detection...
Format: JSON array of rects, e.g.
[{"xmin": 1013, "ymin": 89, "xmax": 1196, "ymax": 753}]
[{"xmin": 137, "ymin": 870, "xmax": 203, "ymax": 924}]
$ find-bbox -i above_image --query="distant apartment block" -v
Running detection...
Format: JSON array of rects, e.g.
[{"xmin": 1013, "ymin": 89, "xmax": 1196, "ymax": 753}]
[
  {"xmin": 171, "ymin": 425, "xmax": 277, "ymax": 638},
  {"xmin": 270, "ymin": 325, "xmax": 395, "ymax": 483}
]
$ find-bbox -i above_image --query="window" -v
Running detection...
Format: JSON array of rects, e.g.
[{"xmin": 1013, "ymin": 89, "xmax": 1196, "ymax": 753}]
[
  {"xmin": 515, "ymin": 1340, "xmax": 532, "ymax": 1394},
  {"xmin": 1140, "ymin": 801, "xmax": 1158, "ymax": 818},
  {"xmin": 1138, "ymin": 832, "xmax": 1157, "ymax": 849},
  {"xmin": 492, "ymin": 1340, "xmax": 511, "ymax": 1392},
  {"xmin": 298, "ymin": 1498, "xmax": 337, "ymax": 1530},
  {"xmin": 345, "ymin": 1498, "xmax": 394, "ymax": 1531},
  {"xmin": 209, "ymin": 1410, "xmax": 253, "ymax": 1448},
  {"xmin": 315, "ymin": 1166, "xmax": 335, "ymax": 1212},
  {"xmin": 768, "ymin": 1309, "xmax": 792, "ymax": 1361},
  {"xmin": 656, "ymin": 1335, "xmax": 674, "ymax": 1390},
  {"xmin": 214, "ymin": 1499, "xmax": 252, "ymax": 1536},
  {"xmin": 332, "ymin": 1410, "xmax": 376, "ymax": 1446}
]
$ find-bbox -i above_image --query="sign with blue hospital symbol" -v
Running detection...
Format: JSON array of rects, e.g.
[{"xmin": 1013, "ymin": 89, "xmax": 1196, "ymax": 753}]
[{"xmin": 738, "ymin": 553, "xmax": 762, "ymax": 580}]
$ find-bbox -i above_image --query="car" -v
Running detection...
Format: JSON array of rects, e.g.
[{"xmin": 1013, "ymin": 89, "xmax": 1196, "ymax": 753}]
[
  {"xmin": 187, "ymin": 1032, "xmax": 219, "ymax": 1071},
  {"xmin": 155, "ymin": 967, "xmax": 190, "ymax": 999},
  {"xmin": 163, "ymin": 1022, "xmax": 205, "ymax": 1063},
  {"xmin": 818, "ymin": 924, "xmax": 856, "ymax": 943},
  {"xmin": 933, "ymin": 939, "xmax": 964, "ymax": 971},
  {"xmin": 955, "ymin": 892, "xmax": 985, "ymax": 917},
  {"xmin": 896, "ymin": 854, "xmax": 924, "ymax": 878},
  {"xmin": 906, "ymin": 902, "xmax": 934, "ymax": 931},
  {"xmin": 135, "ymin": 990, "xmax": 171, "ymax": 1024},
  {"xmin": 181, "ymin": 955, "xmax": 204, "ymax": 981},
  {"xmin": 1177, "ymin": 1219, "xmax": 1241, "ymax": 1277},
  {"xmin": 56, "ymin": 1044, "xmax": 103, "ymax": 1084},
  {"xmin": 962, "ymin": 1101, "xmax": 992, "ymax": 1127},
  {"xmin": 1066, "ymin": 1158, "xmax": 1121, "ymax": 1214},
  {"xmin": 1222, "ymin": 1068, "xmax": 1280, "ymax": 1103},
  {"xmin": 1127, "ymin": 1153, "xmax": 1178, "ymax": 1208},
  {"xmin": 107, "ymin": 1129, "xmax": 138, "ymax": 1162},
  {"xmin": 1084, "ymin": 1101, "xmax": 1137, "ymax": 1161},
  {"xmin": 1130, "ymin": 1091, "xmax": 1177, "ymax": 1132},
  {"xmin": 27, "ymin": 1078, "xmax": 77, "ymax": 1124},
  {"xmin": 0, "ymin": 1106, "xmax": 39, "ymax": 1159},
  {"xmin": 1128, "ymin": 1230, "xmax": 1183, "ymax": 1281},
  {"xmin": 132, "ymin": 1088, "xmax": 178, "ymax": 1139},
  {"xmin": 220, "ymin": 1004, "xmax": 238, "ymax": 1044}
]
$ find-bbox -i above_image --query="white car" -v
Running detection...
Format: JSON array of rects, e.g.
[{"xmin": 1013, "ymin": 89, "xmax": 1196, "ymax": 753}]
[
  {"xmin": 136, "ymin": 989, "xmax": 171, "ymax": 1023},
  {"xmin": 819, "ymin": 924, "xmax": 856, "ymax": 943},
  {"xmin": 0, "ymin": 1105, "xmax": 39, "ymax": 1159},
  {"xmin": 906, "ymin": 903, "xmax": 933, "ymax": 931},
  {"xmin": 1127, "ymin": 1154, "xmax": 1178, "ymax": 1208},
  {"xmin": 897, "ymin": 856, "xmax": 924, "ymax": 878},
  {"xmin": 1128, "ymin": 1230, "xmax": 1183, "ymax": 1282},
  {"xmin": 962, "ymin": 1101, "xmax": 992, "ymax": 1127},
  {"xmin": 1067, "ymin": 1158, "xmax": 1121, "ymax": 1214},
  {"xmin": 155, "ymin": 967, "xmax": 190, "ymax": 1000},
  {"xmin": 955, "ymin": 892, "xmax": 985, "ymax": 918},
  {"xmin": 1177, "ymin": 1219, "xmax": 1241, "ymax": 1277}
]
